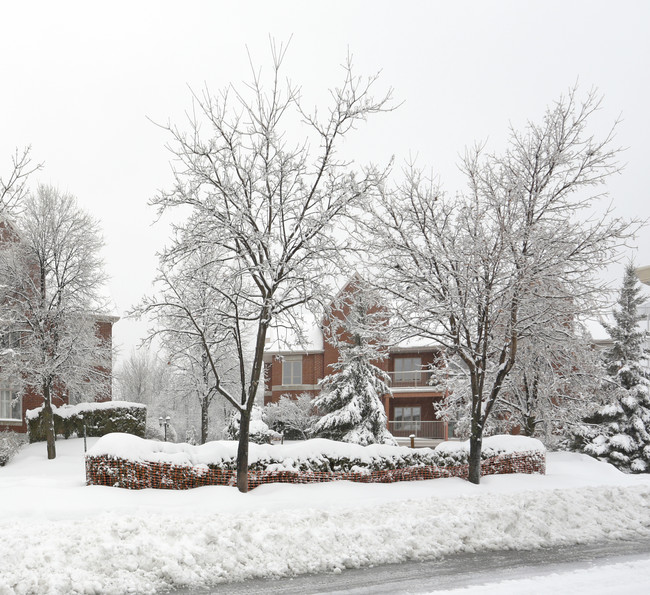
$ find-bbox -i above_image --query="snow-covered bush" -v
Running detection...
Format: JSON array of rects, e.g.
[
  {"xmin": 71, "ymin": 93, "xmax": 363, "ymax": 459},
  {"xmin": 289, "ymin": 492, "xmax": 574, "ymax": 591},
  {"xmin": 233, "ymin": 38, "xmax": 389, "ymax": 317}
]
[
  {"xmin": 0, "ymin": 431, "xmax": 25, "ymax": 466},
  {"xmin": 27, "ymin": 401, "xmax": 147, "ymax": 443},
  {"xmin": 225, "ymin": 406, "xmax": 281, "ymax": 444},
  {"xmin": 87, "ymin": 433, "xmax": 544, "ymax": 476},
  {"xmin": 264, "ymin": 393, "xmax": 316, "ymax": 440}
]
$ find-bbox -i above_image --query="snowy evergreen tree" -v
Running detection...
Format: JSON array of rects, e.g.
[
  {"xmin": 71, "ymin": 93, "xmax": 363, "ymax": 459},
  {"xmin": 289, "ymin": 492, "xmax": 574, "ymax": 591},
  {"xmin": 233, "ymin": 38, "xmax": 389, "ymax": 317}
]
[
  {"xmin": 312, "ymin": 281, "xmax": 396, "ymax": 445},
  {"xmin": 580, "ymin": 264, "xmax": 650, "ymax": 472}
]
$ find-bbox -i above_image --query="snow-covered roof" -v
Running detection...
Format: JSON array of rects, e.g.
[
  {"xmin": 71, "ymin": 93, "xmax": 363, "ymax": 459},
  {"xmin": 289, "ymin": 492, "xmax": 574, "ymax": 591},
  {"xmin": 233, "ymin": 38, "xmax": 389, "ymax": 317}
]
[
  {"xmin": 391, "ymin": 335, "xmax": 441, "ymax": 352},
  {"xmin": 582, "ymin": 315, "xmax": 611, "ymax": 344},
  {"xmin": 264, "ymin": 307, "xmax": 324, "ymax": 354}
]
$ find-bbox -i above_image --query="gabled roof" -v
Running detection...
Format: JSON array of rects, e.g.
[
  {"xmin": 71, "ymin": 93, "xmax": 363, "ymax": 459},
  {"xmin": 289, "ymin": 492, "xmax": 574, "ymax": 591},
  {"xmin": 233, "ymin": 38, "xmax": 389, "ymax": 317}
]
[{"xmin": 264, "ymin": 307, "xmax": 324, "ymax": 355}]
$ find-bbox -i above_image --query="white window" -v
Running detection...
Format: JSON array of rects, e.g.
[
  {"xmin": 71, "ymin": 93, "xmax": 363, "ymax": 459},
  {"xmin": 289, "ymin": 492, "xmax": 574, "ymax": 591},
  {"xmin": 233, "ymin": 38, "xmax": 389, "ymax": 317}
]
[
  {"xmin": 0, "ymin": 389, "xmax": 21, "ymax": 421},
  {"xmin": 394, "ymin": 406, "xmax": 421, "ymax": 430},
  {"xmin": 394, "ymin": 357, "xmax": 422, "ymax": 383},
  {"xmin": 282, "ymin": 357, "xmax": 302, "ymax": 386},
  {"xmin": 0, "ymin": 331, "xmax": 20, "ymax": 349}
]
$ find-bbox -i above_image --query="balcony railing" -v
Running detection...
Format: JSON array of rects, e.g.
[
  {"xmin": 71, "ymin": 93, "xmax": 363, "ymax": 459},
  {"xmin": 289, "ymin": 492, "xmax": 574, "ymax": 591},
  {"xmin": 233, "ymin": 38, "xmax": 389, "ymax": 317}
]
[
  {"xmin": 387, "ymin": 370, "xmax": 434, "ymax": 388},
  {"xmin": 388, "ymin": 421, "xmax": 448, "ymax": 439}
]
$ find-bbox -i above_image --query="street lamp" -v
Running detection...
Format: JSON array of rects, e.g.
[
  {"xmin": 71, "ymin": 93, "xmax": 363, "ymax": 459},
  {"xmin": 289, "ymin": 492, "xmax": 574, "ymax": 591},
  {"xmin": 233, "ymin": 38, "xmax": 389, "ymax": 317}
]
[{"xmin": 159, "ymin": 416, "xmax": 171, "ymax": 442}]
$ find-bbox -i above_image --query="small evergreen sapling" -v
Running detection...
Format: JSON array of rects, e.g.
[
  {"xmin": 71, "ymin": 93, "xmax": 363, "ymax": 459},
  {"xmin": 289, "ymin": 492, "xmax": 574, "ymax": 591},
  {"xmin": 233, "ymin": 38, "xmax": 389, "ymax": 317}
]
[
  {"xmin": 581, "ymin": 264, "xmax": 650, "ymax": 472},
  {"xmin": 312, "ymin": 281, "xmax": 396, "ymax": 446}
]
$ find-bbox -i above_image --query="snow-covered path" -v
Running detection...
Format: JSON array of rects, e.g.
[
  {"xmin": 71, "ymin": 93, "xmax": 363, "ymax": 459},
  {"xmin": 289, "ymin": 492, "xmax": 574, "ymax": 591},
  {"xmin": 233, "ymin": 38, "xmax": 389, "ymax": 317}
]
[{"xmin": 2, "ymin": 439, "xmax": 650, "ymax": 594}]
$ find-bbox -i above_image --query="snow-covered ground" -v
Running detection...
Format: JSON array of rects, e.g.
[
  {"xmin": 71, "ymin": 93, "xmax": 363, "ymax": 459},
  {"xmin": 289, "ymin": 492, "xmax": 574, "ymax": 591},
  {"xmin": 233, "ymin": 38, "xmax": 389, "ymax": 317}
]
[{"xmin": 1, "ymin": 438, "xmax": 650, "ymax": 594}]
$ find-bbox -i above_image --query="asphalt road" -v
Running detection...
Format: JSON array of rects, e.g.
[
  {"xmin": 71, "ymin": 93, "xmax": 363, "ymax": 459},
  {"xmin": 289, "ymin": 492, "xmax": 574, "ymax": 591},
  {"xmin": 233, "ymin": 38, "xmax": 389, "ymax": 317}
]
[{"xmin": 171, "ymin": 536, "xmax": 650, "ymax": 594}]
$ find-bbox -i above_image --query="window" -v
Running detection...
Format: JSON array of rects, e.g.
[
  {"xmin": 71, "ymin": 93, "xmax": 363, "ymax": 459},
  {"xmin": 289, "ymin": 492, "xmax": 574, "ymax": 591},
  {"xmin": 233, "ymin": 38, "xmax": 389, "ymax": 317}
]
[
  {"xmin": 0, "ymin": 331, "xmax": 20, "ymax": 350},
  {"xmin": 282, "ymin": 357, "xmax": 302, "ymax": 386},
  {"xmin": 394, "ymin": 357, "xmax": 422, "ymax": 383},
  {"xmin": 394, "ymin": 406, "xmax": 421, "ymax": 430},
  {"xmin": 0, "ymin": 389, "xmax": 20, "ymax": 421}
]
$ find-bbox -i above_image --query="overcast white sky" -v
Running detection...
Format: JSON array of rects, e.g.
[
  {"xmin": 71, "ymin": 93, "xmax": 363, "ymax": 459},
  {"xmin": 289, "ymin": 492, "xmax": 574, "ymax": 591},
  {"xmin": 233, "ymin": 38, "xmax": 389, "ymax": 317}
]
[{"xmin": 1, "ymin": 0, "xmax": 649, "ymax": 364}]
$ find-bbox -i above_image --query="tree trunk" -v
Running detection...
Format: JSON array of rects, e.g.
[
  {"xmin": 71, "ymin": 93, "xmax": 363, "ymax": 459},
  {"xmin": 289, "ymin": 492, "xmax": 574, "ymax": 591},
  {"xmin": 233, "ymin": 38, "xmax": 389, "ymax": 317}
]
[
  {"xmin": 523, "ymin": 414, "xmax": 536, "ymax": 437},
  {"xmin": 236, "ymin": 410, "xmax": 251, "ymax": 493},
  {"xmin": 468, "ymin": 433, "xmax": 482, "ymax": 485},
  {"xmin": 200, "ymin": 398, "xmax": 209, "ymax": 445},
  {"xmin": 42, "ymin": 383, "xmax": 56, "ymax": 460}
]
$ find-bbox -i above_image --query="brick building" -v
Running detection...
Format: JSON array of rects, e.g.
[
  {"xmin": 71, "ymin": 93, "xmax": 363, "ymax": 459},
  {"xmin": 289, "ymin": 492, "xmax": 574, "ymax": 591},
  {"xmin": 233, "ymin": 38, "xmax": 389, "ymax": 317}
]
[
  {"xmin": 263, "ymin": 280, "xmax": 449, "ymax": 439},
  {"xmin": 0, "ymin": 218, "xmax": 118, "ymax": 433}
]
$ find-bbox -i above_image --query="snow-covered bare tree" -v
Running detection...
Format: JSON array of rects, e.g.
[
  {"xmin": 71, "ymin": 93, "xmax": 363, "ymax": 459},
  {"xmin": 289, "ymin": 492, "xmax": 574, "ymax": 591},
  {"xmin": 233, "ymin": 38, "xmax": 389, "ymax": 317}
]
[
  {"xmin": 263, "ymin": 393, "xmax": 316, "ymax": 440},
  {"xmin": 0, "ymin": 185, "xmax": 110, "ymax": 459},
  {"xmin": 115, "ymin": 348, "xmax": 169, "ymax": 406},
  {"xmin": 1, "ymin": 147, "xmax": 41, "ymax": 218},
  {"xmin": 150, "ymin": 43, "xmax": 392, "ymax": 491},
  {"xmin": 137, "ymin": 236, "xmax": 242, "ymax": 445},
  {"xmin": 367, "ymin": 88, "xmax": 636, "ymax": 483},
  {"xmin": 577, "ymin": 264, "xmax": 650, "ymax": 472},
  {"xmin": 438, "ymin": 327, "xmax": 604, "ymax": 447},
  {"xmin": 312, "ymin": 281, "xmax": 395, "ymax": 445}
]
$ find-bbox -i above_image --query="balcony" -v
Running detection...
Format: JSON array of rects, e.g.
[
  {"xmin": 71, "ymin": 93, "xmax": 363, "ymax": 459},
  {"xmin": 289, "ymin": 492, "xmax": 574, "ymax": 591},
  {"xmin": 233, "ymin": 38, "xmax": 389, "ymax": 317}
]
[
  {"xmin": 387, "ymin": 370, "xmax": 435, "ymax": 388},
  {"xmin": 388, "ymin": 420, "xmax": 448, "ymax": 440}
]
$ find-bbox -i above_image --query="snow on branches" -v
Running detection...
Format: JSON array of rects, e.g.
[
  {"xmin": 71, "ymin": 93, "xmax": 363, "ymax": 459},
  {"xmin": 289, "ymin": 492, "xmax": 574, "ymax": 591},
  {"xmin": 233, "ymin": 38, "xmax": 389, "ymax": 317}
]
[
  {"xmin": 313, "ymin": 281, "xmax": 395, "ymax": 445},
  {"xmin": 577, "ymin": 264, "xmax": 650, "ymax": 472}
]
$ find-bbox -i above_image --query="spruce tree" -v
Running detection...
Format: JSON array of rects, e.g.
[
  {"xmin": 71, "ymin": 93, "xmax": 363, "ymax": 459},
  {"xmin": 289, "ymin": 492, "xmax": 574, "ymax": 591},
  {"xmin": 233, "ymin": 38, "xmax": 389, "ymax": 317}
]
[
  {"xmin": 312, "ymin": 282, "xmax": 396, "ymax": 445},
  {"xmin": 582, "ymin": 264, "xmax": 650, "ymax": 472}
]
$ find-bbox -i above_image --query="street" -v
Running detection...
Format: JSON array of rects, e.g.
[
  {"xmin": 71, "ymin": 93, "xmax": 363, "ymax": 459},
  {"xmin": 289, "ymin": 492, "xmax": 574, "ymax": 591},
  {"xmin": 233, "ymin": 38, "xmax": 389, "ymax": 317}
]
[{"xmin": 175, "ymin": 537, "xmax": 650, "ymax": 594}]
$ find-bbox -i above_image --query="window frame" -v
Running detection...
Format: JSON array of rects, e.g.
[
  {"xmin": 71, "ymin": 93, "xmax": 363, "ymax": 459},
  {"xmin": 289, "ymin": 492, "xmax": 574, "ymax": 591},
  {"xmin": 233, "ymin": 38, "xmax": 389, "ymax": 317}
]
[
  {"xmin": 394, "ymin": 405, "xmax": 422, "ymax": 430},
  {"xmin": 394, "ymin": 356, "xmax": 422, "ymax": 383},
  {"xmin": 0, "ymin": 330, "xmax": 21, "ymax": 350},
  {"xmin": 0, "ymin": 388, "xmax": 21, "ymax": 421},
  {"xmin": 282, "ymin": 356, "xmax": 303, "ymax": 386}
]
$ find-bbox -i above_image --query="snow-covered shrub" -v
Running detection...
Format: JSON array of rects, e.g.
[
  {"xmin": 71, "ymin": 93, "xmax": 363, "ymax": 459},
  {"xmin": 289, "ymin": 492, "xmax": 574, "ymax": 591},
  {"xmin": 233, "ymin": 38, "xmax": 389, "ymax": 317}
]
[
  {"xmin": 87, "ymin": 433, "xmax": 544, "ymax": 477},
  {"xmin": 225, "ymin": 406, "xmax": 281, "ymax": 444},
  {"xmin": 27, "ymin": 401, "xmax": 147, "ymax": 443},
  {"xmin": 0, "ymin": 431, "xmax": 25, "ymax": 466},
  {"xmin": 264, "ymin": 393, "xmax": 316, "ymax": 440},
  {"xmin": 185, "ymin": 426, "xmax": 199, "ymax": 445}
]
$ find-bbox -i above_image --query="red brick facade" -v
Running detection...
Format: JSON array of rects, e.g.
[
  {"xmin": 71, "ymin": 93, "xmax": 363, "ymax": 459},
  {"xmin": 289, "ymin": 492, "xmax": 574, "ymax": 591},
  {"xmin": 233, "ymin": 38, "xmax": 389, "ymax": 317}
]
[{"xmin": 263, "ymin": 280, "xmax": 447, "ymax": 433}]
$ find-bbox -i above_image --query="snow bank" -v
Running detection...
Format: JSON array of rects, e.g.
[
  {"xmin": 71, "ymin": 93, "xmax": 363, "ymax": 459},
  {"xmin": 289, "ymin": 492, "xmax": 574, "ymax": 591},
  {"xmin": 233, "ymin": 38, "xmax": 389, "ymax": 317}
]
[
  {"xmin": 1, "ymin": 483, "xmax": 649, "ymax": 594},
  {"xmin": 2, "ymin": 438, "xmax": 650, "ymax": 594}
]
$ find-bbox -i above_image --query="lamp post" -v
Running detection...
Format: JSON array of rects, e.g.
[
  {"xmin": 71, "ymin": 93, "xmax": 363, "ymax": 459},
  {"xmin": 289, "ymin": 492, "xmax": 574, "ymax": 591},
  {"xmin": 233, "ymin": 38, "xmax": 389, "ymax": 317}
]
[{"xmin": 159, "ymin": 416, "xmax": 171, "ymax": 442}]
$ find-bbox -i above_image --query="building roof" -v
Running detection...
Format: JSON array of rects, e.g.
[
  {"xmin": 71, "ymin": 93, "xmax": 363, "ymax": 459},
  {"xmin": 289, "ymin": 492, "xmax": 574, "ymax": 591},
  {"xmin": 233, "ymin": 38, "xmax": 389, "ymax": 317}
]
[
  {"xmin": 264, "ymin": 307, "xmax": 324, "ymax": 355},
  {"xmin": 636, "ymin": 265, "xmax": 650, "ymax": 286}
]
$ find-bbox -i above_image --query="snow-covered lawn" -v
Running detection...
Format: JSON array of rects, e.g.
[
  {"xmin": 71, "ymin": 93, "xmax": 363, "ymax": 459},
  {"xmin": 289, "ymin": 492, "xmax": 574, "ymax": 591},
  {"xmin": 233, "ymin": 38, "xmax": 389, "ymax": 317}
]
[{"xmin": 2, "ymin": 438, "xmax": 650, "ymax": 595}]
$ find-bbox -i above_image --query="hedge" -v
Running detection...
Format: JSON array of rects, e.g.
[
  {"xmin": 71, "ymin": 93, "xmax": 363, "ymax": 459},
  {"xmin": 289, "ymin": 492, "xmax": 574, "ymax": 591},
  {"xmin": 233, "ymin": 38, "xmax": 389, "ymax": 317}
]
[
  {"xmin": 85, "ymin": 434, "xmax": 546, "ymax": 490},
  {"xmin": 27, "ymin": 401, "xmax": 146, "ymax": 443}
]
